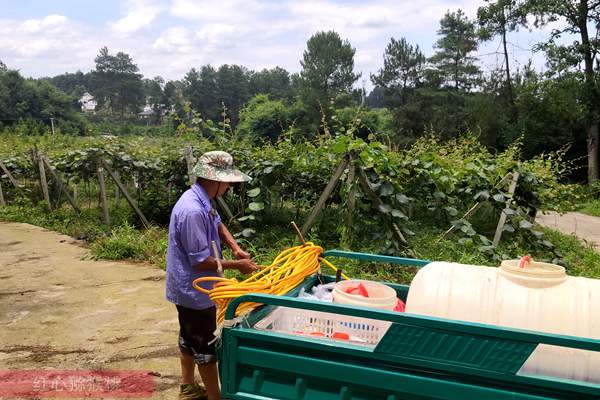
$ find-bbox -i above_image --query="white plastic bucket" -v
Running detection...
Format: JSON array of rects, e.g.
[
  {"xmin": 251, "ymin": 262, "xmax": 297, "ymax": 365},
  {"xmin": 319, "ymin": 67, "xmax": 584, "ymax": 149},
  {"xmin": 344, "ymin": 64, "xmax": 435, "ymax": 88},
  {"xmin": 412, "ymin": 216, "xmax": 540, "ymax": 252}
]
[{"xmin": 333, "ymin": 279, "xmax": 397, "ymax": 310}]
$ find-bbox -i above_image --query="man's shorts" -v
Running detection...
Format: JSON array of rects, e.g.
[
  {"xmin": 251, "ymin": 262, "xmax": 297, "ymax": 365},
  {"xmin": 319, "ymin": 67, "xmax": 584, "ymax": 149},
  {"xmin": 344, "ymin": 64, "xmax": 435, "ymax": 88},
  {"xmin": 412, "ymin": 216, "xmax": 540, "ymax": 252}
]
[{"xmin": 176, "ymin": 305, "xmax": 217, "ymax": 365}]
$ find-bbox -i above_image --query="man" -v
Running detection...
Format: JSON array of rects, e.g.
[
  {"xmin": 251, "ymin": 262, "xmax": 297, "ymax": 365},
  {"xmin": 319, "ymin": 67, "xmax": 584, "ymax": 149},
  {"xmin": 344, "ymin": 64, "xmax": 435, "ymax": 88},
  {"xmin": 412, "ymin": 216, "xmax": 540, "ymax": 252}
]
[{"xmin": 166, "ymin": 151, "xmax": 258, "ymax": 400}]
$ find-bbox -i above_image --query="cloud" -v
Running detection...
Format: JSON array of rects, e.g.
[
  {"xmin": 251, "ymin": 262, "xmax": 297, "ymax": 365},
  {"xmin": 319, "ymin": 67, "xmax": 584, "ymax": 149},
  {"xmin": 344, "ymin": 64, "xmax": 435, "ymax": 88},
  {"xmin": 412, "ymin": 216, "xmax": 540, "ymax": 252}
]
[
  {"xmin": 152, "ymin": 26, "xmax": 193, "ymax": 52},
  {"xmin": 109, "ymin": 0, "xmax": 164, "ymax": 35},
  {"xmin": 169, "ymin": 0, "xmax": 269, "ymax": 23},
  {"xmin": 1, "ymin": 15, "xmax": 83, "ymax": 59},
  {"xmin": 19, "ymin": 14, "xmax": 68, "ymax": 34}
]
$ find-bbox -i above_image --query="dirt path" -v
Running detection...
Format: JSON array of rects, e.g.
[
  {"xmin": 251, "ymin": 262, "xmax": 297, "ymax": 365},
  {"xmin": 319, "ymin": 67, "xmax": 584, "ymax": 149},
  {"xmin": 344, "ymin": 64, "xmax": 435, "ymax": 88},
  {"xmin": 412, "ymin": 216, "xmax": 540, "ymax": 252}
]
[
  {"xmin": 536, "ymin": 211, "xmax": 600, "ymax": 249},
  {"xmin": 0, "ymin": 222, "xmax": 180, "ymax": 399}
]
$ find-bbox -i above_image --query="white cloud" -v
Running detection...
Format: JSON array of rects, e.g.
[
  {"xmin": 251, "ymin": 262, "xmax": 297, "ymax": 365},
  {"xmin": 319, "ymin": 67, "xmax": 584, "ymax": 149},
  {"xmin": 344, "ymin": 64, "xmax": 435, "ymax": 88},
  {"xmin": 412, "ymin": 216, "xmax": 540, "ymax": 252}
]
[
  {"xmin": 195, "ymin": 23, "xmax": 246, "ymax": 51},
  {"xmin": 19, "ymin": 14, "xmax": 68, "ymax": 34},
  {"xmin": 152, "ymin": 26, "xmax": 193, "ymax": 52},
  {"xmin": 1, "ymin": 15, "xmax": 85, "ymax": 59},
  {"xmin": 110, "ymin": 0, "xmax": 164, "ymax": 35},
  {"xmin": 169, "ymin": 0, "xmax": 268, "ymax": 22}
]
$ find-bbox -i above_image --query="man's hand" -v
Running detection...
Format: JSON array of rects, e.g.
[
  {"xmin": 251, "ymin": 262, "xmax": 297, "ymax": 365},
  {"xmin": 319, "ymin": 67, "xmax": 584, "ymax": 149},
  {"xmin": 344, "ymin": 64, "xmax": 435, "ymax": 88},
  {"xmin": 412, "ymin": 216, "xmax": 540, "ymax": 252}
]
[
  {"xmin": 233, "ymin": 249, "xmax": 251, "ymax": 260},
  {"xmin": 236, "ymin": 259, "xmax": 259, "ymax": 275}
]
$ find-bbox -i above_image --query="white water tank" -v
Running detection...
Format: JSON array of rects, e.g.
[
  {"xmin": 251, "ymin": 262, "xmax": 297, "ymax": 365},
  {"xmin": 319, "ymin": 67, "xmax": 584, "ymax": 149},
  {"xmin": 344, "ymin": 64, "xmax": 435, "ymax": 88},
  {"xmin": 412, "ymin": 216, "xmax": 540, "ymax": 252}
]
[{"xmin": 405, "ymin": 260, "xmax": 600, "ymax": 383}]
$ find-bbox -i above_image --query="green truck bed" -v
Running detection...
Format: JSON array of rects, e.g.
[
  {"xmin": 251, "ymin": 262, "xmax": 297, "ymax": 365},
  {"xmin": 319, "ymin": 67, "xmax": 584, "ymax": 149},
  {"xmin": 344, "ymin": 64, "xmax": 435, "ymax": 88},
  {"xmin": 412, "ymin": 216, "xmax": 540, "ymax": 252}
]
[{"xmin": 217, "ymin": 250, "xmax": 600, "ymax": 400}]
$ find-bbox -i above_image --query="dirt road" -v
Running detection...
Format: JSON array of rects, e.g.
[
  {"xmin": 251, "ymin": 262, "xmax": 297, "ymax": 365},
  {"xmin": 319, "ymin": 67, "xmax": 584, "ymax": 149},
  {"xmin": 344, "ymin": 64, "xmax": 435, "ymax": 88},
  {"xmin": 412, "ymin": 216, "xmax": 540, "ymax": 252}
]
[
  {"xmin": 536, "ymin": 211, "xmax": 600, "ymax": 249},
  {"xmin": 0, "ymin": 222, "xmax": 180, "ymax": 398}
]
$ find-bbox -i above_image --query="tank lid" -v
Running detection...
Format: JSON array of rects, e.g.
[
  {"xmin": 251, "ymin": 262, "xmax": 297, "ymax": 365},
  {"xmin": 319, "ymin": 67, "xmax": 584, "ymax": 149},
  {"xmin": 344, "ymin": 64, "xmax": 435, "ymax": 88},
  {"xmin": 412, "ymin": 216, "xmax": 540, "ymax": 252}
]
[{"xmin": 500, "ymin": 258, "xmax": 567, "ymax": 288}]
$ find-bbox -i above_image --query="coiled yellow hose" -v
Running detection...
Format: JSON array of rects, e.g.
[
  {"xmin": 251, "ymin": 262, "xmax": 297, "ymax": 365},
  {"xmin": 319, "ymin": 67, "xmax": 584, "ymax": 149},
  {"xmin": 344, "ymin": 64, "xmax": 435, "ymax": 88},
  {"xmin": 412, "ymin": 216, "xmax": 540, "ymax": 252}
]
[{"xmin": 192, "ymin": 242, "xmax": 348, "ymax": 324}]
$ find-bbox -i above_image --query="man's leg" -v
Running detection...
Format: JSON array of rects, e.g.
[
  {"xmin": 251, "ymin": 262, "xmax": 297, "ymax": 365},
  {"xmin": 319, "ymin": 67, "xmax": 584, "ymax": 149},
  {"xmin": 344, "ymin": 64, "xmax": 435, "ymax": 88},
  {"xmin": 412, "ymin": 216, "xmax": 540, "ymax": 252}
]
[
  {"xmin": 197, "ymin": 362, "xmax": 220, "ymax": 400},
  {"xmin": 176, "ymin": 305, "xmax": 219, "ymax": 399},
  {"xmin": 180, "ymin": 350, "xmax": 196, "ymax": 384}
]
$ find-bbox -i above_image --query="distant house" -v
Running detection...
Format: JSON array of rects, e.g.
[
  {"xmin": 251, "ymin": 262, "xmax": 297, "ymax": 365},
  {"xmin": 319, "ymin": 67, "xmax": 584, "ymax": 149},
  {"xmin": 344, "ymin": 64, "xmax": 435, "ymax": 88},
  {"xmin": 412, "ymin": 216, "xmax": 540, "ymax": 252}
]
[
  {"xmin": 139, "ymin": 104, "xmax": 153, "ymax": 118},
  {"xmin": 79, "ymin": 92, "xmax": 97, "ymax": 113}
]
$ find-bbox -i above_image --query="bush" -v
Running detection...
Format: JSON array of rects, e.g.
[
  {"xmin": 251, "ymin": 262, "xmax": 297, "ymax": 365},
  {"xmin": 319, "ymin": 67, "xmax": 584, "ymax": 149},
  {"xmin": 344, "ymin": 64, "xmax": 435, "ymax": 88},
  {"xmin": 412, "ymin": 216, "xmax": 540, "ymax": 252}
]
[
  {"xmin": 332, "ymin": 107, "xmax": 394, "ymax": 141},
  {"xmin": 237, "ymin": 94, "xmax": 291, "ymax": 143},
  {"xmin": 90, "ymin": 223, "xmax": 168, "ymax": 268}
]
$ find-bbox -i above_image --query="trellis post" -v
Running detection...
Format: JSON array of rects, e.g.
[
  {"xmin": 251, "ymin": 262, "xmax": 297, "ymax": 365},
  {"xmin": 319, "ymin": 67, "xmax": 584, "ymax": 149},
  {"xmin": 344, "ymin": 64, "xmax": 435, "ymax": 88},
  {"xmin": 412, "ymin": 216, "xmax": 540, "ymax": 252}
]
[
  {"xmin": 0, "ymin": 181, "xmax": 5, "ymax": 206},
  {"xmin": 34, "ymin": 149, "xmax": 51, "ymax": 210},
  {"xmin": 97, "ymin": 158, "xmax": 110, "ymax": 225},
  {"xmin": 102, "ymin": 160, "xmax": 149, "ymax": 228},
  {"xmin": 42, "ymin": 155, "xmax": 81, "ymax": 213},
  {"xmin": 301, "ymin": 154, "xmax": 350, "ymax": 235},
  {"xmin": 492, "ymin": 171, "xmax": 520, "ymax": 246}
]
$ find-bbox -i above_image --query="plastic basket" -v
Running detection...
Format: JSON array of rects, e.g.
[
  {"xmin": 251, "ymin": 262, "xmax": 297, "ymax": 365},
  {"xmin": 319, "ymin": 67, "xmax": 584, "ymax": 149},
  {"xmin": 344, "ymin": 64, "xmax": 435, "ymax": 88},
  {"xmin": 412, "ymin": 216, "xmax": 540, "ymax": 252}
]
[{"xmin": 253, "ymin": 306, "xmax": 392, "ymax": 346}]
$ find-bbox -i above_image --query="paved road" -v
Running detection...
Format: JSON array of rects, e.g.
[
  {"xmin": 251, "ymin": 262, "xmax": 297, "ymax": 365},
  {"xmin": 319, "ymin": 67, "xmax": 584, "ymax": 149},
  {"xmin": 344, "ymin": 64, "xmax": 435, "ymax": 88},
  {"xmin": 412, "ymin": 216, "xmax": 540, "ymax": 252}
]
[
  {"xmin": 536, "ymin": 211, "xmax": 600, "ymax": 249},
  {"xmin": 0, "ymin": 221, "xmax": 180, "ymax": 399}
]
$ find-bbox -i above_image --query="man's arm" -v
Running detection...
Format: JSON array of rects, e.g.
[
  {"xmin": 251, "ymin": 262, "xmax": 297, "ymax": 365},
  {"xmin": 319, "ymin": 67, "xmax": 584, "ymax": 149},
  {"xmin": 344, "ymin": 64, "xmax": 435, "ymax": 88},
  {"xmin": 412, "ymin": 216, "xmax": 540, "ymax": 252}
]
[
  {"xmin": 218, "ymin": 222, "xmax": 250, "ymax": 260},
  {"xmin": 179, "ymin": 211, "xmax": 257, "ymax": 274},
  {"xmin": 196, "ymin": 256, "xmax": 257, "ymax": 274}
]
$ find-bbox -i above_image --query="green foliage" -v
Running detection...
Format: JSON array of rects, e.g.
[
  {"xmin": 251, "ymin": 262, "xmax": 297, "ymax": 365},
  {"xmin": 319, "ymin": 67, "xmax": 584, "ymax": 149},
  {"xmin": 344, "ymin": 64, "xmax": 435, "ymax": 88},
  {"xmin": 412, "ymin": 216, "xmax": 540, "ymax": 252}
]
[
  {"xmin": 577, "ymin": 200, "xmax": 600, "ymax": 217},
  {"xmin": 183, "ymin": 64, "xmax": 252, "ymax": 126},
  {"xmin": 90, "ymin": 223, "xmax": 168, "ymax": 268},
  {"xmin": 332, "ymin": 107, "xmax": 394, "ymax": 141},
  {"xmin": 142, "ymin": 76, "xmax": 171, "ymax": 125},
  {"xmin": 523, "ymin": 0, "xmax": 600, "ymax": 182},
  {"xmin": 507, "ymin": 68, "xmax": 587, "ymax": 157},
  {"xmin": 540, "ymin": 229, "xmax": 600, "ymax": 278},
  {"xmin": 0, "ymin": 67, "xmax": 87, "ymax": 134},
  {"xmin": 237, "ymin": 94, "xmax": 291, "ymax": 143},
  {"xmin": 2, "ymin": 131, "xmax": 599, "ymax": 280},
  {"xmin": 430, "ymin": 9, "xmax": 481, "ymax": 91},
  {"xmin": 249, "ymin": 67, "xmax": 293, "ymax": 102},
  {"xmin": 478, "ymin": 0, "xmax": 527, "ymax": 39},
  {"xmin": 45, "ymin": 70, "xmax": 92, "ymax": 98},
  {"xmin": 369, "ymin": 37, "xmax": 430, "ymax": 139},
  {"xmin": 371, "ymin": 37, "xmax": 426, "ymax": 101},
  {"xmin": 299, "ymin": 31, "xmax": 361, "ymax": 114},
  {"xmin": 91, "ymin": 47, "xmax": 144, "ymax": 119}
]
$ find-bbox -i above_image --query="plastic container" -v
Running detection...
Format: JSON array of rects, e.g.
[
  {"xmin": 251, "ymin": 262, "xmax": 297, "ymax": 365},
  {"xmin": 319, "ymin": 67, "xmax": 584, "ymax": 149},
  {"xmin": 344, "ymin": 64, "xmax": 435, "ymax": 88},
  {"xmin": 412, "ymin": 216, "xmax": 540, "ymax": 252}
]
[
  {"xmin": 253, "ymin": 306, "xmax": 391, "ymax": 345},
  {"xmin": 405, "ymin": 260, "xmax": 600, "ymax": 383},
  {"xmin": 333, "ymin": 279, "xmax": 397, "ymax": 310}
]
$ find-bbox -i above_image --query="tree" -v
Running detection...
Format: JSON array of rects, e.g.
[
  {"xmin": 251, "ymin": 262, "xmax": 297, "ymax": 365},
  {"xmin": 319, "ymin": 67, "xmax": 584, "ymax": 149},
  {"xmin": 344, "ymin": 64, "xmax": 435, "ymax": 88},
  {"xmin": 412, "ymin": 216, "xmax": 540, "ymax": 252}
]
[
  {"xmin": 183, "ymin": 66, "xmax": 219, "ymax": 121},
  {"xmin": 299, "ymin": 31, "xmax": 361, "ymax": 109},
  {"xmin": 366, "ymin": 86, "xmax": 386, "ymax": 108},
  {"xmin": 250, "ymin": 67, "xmax": 293, "ymax": 101},
  {"xmin": 0, "ymin": 68, "xmax": 86, "ymax": 133},
  {"xmin": 47, "ymin": 71, "xmax": 91, "ymax": 98},
  {"xmin": 370, "ymin": 37, "xmax": 430, "ymax": 138},
  {"xmin": 333, "ymin": 106, "xmax": 394, "ymax": 141},
  {"xmin": 478, "ymin": 0, "xmax": 527, "ymax": 110},
  {"xmin": 215, "ymin": 64, "xmax": 251, "ymax": 125},
  {"xmin": 143, "ymin": 76, "xmax": 166, "ymax": 124},
  {"xmin": 183, "ymin": 64, "xmax": 252, "ymax": 125},
  {"xmin": 524, "ymin": 0, "xmax": 600, "ymax": 183},
  {"xmin": 162, "ymin": 80, "xmax": 177, "ymax": 114},
  {"xmin": 371, "ymin": 37, "xmax": 426, "ymax": 106},
  {"xmin": 237, "ymin": 94, "xmax": 291, "ymax": 142},
  {"xmin": 430, "ymin": 10, "xmax": 481, "ymax": 91},
  {"xmin": 91, "ymin": 46, "xmax": 144, "ymax": 120}
]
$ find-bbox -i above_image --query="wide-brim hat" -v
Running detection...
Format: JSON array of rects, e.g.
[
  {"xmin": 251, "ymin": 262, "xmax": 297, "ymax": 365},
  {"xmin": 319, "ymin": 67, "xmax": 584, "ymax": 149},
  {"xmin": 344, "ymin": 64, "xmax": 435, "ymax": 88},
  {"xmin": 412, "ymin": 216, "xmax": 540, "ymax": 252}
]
[{"xmin": 192, "ymin": 151, "xmax": 251, "ymax": 183}]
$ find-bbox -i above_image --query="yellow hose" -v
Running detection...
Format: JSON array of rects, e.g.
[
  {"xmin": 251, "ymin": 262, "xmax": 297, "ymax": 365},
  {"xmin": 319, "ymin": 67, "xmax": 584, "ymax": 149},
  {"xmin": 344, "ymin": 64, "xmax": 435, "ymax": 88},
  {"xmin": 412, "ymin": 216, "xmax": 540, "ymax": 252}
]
[{"xmin": 192, "ymin": 242, "xmax": 349, "ymax": 324}]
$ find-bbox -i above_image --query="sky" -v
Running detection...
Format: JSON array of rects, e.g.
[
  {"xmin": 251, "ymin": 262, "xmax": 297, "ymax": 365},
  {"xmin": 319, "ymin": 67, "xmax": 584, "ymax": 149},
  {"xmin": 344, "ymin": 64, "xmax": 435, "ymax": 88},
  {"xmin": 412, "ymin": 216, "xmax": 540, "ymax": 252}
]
[{"xmin": 0, "ymin": 0, "xmax": 563, "ymax": 88}]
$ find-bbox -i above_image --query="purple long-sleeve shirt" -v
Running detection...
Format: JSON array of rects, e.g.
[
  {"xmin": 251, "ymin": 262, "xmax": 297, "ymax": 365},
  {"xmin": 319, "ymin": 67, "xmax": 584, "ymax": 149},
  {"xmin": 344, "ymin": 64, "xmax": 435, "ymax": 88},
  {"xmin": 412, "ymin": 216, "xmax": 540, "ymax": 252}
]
[{"xmin": 165, "ymin": 183, "xmax": 222, "ymax": 310}]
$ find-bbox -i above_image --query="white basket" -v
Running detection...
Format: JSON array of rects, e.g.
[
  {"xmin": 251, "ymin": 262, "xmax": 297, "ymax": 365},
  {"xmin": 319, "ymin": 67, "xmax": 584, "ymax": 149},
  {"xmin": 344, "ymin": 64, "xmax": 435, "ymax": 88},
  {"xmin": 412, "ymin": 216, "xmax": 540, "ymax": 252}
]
[{"xmin": 253, "ymin": 306, "xmax": 392, "ymax": 346}]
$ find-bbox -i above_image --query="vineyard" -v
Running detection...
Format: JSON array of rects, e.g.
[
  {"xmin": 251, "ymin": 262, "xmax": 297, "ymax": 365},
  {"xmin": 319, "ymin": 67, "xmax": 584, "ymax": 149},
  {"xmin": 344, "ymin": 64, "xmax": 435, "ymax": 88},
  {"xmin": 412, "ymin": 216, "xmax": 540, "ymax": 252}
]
[{"xmin": 0, "ymin": 127, "xmax": 598, "ymax": 282}]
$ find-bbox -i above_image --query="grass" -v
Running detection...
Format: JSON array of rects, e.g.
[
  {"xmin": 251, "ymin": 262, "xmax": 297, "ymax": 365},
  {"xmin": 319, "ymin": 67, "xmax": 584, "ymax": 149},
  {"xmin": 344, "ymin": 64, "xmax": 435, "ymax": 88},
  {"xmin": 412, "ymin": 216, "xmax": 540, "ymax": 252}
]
[
  {"xmin": 0, "ymin": 199, "xmax": 166, "ymax": 267},
  {"xmin": 577, "ymin": 199, "xmax": 600, "ymax": 217},
  {"xmin": 1, "ymin": 199, "xmax": 599, "ymax": 284},
  {"xmin": 89, "ymin": 223, "xmax": 168, "ymax": 268}
]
